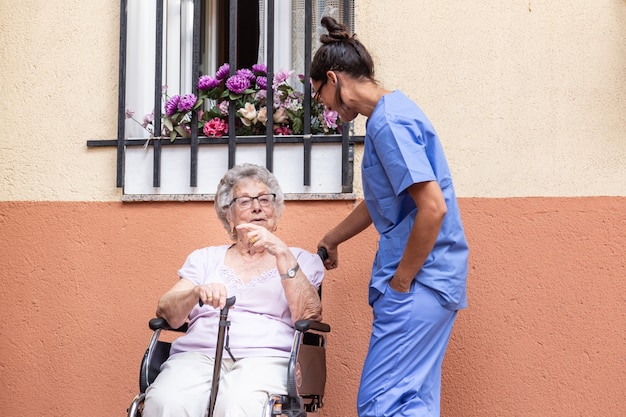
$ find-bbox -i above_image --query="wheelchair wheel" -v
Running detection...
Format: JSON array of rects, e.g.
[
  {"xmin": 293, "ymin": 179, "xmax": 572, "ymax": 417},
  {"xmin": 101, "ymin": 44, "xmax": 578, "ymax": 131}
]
[{"xmin": 127, "ymin": 393, "xmax": 145, "ymax": 417}]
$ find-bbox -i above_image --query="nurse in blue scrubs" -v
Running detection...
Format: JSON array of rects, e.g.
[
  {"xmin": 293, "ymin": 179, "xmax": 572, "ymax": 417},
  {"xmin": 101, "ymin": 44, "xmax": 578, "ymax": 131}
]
[{"xmin": 311, "ymin": 16, "xmax": 469, "ymax": 417}]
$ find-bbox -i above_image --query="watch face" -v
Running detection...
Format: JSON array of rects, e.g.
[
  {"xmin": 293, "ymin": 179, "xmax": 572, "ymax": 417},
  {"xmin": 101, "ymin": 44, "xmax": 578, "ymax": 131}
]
[{"xmin": 281, "ymin": 263, "xmax": 299, "ymax": 279}]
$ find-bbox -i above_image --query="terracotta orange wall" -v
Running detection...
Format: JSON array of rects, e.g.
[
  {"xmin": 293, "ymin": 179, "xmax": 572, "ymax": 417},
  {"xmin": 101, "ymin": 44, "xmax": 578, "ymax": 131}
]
[{"xmin": 1, "ymin": 197, "xmax": 624, "ymax": 416}]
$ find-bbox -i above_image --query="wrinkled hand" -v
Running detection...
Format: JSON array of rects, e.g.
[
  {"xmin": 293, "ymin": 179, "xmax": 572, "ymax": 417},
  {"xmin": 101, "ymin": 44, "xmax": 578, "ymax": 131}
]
[
  {"xmin": 197, "ymin": 283, "xmax": 228, "ymax": 309},
  {"xmin": 236, "ymin": 223, "xmax": 288, "ymax": 257}
]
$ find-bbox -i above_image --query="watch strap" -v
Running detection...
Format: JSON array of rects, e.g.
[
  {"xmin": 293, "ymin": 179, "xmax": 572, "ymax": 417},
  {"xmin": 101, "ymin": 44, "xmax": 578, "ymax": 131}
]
[{"xmin": 280, "ymin": 263, "xmax": 300, "ymax": 280}]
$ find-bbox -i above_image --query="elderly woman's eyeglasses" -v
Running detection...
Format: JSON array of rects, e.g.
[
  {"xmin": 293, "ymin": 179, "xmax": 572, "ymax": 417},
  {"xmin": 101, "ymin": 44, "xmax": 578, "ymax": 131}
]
[{"xmin": 230, "ymin": 193, "xmax": 276, "ymax": 209}]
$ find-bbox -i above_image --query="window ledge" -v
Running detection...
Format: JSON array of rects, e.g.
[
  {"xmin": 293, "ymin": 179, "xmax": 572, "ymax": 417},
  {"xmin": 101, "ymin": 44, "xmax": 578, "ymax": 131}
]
[{"xmin": 121, "ymin": 193, "xmax": 359, "ymax": 203}]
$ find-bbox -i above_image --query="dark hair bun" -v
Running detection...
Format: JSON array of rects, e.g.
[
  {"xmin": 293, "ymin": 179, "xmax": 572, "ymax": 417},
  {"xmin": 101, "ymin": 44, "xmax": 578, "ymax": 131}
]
[{"xmin": 320, "ymin": 16, "xmax": 350, "ymax": 44}]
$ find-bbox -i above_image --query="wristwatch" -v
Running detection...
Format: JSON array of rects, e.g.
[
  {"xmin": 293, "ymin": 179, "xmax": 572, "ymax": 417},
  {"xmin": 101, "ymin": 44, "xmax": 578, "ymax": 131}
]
[{"xmin": 280, "ymin": 263, "xmax": 300, "ymax": 280}]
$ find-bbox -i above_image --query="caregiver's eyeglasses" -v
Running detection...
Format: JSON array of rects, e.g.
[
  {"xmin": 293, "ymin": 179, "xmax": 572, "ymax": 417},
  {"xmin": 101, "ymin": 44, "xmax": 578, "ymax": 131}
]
[{"xmin": 313, "ymin": 81, "xmax": 326, "ymax": 102}]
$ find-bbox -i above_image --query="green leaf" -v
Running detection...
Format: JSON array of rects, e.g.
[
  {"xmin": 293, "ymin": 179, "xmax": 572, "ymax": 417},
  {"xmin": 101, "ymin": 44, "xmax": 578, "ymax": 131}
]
[
  {"xmin": 292, "ymin": 118, "xmax": 303, "ymax": 134},
  {"xmin": 193, "ymin": 98, "xmax": 204, "ymax": 110},
  {"xmin": 174, "ymin": 126, "xmax": 190, "ymax": 138},
  {"xmin": 206, "ymin": 107, "xmax": 223, "ymax": 119}
]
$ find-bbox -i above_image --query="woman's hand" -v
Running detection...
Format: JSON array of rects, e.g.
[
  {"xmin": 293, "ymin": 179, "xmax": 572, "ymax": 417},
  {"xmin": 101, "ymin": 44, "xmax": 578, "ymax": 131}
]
[
  {"xmin": 196, "ymin": 282, "xmax": 228, "ymax": 309},
  {"xmin": 389, "ymin": 275, "xmax": 411, "ymax": 293},
  {"xmin": 236, "ymin": 223, "xmax": 289, "ymax": 258},
  {"xmin": 317, "ymin": 240, "xmax": 338, "ymax": 270}
]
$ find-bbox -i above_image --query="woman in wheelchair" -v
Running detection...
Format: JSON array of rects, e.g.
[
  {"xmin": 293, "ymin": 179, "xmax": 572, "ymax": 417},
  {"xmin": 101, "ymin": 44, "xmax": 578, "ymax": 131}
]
[{"xmin": 142, "ymin": 163, "xmax": 325, "ymax": 417}]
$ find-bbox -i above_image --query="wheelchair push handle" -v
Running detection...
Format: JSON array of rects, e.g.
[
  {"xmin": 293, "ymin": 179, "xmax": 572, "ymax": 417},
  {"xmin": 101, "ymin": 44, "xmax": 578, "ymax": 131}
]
[{"xmin": 317, "ymin": 247, "xmax": 329, "ymax": 261}]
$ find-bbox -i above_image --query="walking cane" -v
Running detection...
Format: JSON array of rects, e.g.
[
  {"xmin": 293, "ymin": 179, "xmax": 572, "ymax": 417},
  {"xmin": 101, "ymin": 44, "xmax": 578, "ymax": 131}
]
[
  {"xmin": 206, "ymin": 295, "xmax": 236, "ymax": 417},
  {"xmin": 203, "ymin": 248, "xmax": 327, "ymax": 417}
]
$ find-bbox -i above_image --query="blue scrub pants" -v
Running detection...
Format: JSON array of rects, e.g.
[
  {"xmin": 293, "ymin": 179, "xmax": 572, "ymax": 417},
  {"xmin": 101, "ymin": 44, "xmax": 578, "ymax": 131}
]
[{"xmin": 357, "ymin": 282, "xmax": 457, "ymax": 417}]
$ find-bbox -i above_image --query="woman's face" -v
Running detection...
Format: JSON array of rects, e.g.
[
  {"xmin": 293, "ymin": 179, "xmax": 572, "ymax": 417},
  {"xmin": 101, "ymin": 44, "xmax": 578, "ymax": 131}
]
[
  {"xmin": 312, "ymin": 72, "xmax": 359, "ymax": 122},
  {"xmin": 227, "ymin": 178, "xmax": 278, "ymax": 234}
]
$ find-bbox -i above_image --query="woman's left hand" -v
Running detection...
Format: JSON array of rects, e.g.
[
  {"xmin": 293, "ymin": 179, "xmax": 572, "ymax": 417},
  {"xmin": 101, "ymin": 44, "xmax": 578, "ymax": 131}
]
[{"xmin": 389, "ymin": 275, "xmax": 411, "ymax": 293}]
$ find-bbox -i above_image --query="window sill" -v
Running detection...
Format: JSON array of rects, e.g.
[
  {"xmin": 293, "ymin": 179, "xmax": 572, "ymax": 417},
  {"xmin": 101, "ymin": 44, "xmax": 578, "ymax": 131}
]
[{"xmin": 121, "ymin": 192, "xmax": 360, "ymax": 203}]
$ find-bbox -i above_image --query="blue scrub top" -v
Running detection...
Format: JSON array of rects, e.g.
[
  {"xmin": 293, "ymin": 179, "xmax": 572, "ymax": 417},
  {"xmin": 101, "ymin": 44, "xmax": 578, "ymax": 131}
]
[{"xmin": 362, "ymin": 90, "xmax": 468, "ymax": 310}]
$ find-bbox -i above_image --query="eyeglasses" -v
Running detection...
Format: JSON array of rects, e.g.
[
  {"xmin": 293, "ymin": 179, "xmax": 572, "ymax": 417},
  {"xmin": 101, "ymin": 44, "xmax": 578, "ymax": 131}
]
[
  {"xmin": 230, "ymin": 193, "xmax": 276, "ymax": 209},
  {"xmin": 313, "ymin": 81, "xmax": 326, "ymax": 102}
]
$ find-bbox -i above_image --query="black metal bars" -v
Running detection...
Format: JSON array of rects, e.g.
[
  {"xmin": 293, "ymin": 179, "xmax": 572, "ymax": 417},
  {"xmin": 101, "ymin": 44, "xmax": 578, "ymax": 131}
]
[{"xmin": 92, "ymin": 0, "xmax": 362, "ymax": 194}]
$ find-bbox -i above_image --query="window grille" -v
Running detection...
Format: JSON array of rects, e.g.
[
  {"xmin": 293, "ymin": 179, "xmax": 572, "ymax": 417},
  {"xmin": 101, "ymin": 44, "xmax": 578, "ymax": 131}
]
[{"xmin": 87, "ymin": 0, "xmax": 363, "ymax": 200}]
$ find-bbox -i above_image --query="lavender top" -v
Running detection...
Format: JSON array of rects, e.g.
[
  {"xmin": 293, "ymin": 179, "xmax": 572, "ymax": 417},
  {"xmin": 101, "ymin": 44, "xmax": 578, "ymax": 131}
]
[{"xmin": 169, "ymin": 245, "xmax": 324, "ymax": 358}]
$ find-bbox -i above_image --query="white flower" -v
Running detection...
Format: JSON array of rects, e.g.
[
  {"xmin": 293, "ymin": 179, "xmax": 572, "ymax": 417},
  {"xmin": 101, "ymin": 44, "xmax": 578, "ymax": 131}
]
[{"xmin": 239, "ymin": 102, "xmax": 258, "ymax": 126}]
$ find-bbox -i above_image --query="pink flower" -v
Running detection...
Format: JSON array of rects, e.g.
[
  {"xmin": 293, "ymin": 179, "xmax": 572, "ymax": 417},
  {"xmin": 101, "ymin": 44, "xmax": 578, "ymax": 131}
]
[
  {"xmin": 274, "ymin": 126, "xmax": 292, "ymax": 135},
  {"xmin": 203, "ymin": 117, "xmax": 228, "ymax": 138},
  {"xmin": 218, "ymin": 100, "xmax": 229, "ymax": 116},
  {"xmin": 323, "ymin": 108, "xmax": 339, "ymax": 130},
  {"xmin": 142, "ymin": 112, "xmax": 154, "ymax": 128},
  {"xmin": 273, "ymin": 69, "xmax": 294, "ymax": 89}
]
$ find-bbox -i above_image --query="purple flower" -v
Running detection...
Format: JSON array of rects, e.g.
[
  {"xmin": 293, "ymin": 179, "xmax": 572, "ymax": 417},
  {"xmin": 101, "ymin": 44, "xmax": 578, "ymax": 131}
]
[
  {"xmin": 178, "ymin": 94, "xmax": 197, "ymax": 112},
  {"xmin": 256, "ymin": 76, "xmax": 267, "ymax": 90},
  {"xmin": 252, "ymin": 63, "xmax": 267, "ymax": 75},
  {"xmin": 255, "ymin": 89, "xmax": 267, "ymax": 102},
  {"xmin": 215, "ymin": 63, "xmax": 230, "ymax": 81},
  {"xmin": 197, "ymin": 75, "xmax": 220, "ymax": 90},
  {"xmin": 125, "ymin": 109, "xmax": 135, "ymax": 119},
  {"xmin": 225, "ymin": 74, "xmax": 251, "ymax": 94},
  {"xmin": 165, "ymin": 95, "xmax": 181, "ymax": 116},
  {"xmin": 236, "ymin": 68, "xmax": 255, "ymax": 82}
]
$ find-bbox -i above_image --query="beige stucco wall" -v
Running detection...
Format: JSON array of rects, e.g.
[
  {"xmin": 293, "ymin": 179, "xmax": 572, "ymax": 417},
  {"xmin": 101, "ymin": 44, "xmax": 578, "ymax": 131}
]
[
  {"xmin": 0, "ymin": 0, "xmax": 120, "ymax": 201},
  {"xmin": 1, "ymin": 1, "xmax": 625, "ymax": 201},
  {"xmin": 356, "ymin": 0, "xmax": 626, "ymax": 197}
]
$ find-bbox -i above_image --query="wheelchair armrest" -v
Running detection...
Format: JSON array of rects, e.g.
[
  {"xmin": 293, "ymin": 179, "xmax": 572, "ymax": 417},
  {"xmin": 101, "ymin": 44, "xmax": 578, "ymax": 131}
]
[
  {"xmin": 294, "ymin": 319, "xmax": 330, "ymax": 333},
  {"xmin": 148, "ymin": 317, "xmax": 188, "ymax": 333}
]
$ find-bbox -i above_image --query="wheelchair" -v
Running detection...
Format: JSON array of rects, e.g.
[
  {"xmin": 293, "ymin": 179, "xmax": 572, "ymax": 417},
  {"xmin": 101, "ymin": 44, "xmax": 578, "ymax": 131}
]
[{"xmin": 127, "ymin": 296, "xmax": 330, "ymax": 417}]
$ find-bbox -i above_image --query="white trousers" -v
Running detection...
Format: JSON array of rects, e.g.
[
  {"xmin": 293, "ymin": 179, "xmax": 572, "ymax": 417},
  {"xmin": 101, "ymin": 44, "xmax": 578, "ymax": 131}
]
[{"xmin": 143, "ymin": 352, "xmax": 289, "ymax": 417}]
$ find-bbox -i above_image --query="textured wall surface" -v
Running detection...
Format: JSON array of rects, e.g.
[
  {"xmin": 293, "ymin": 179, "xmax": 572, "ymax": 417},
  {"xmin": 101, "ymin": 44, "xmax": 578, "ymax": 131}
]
[
  {"xmin": 1, "ymin": 1, "xmax": 625, "ymax": 417},
  {"xmin": 357, "ymin": 0, "xmax": 626, "ymax": 197},
  {"xmin": 1, "ymin": 199, "xmax": 625, "ymax": 416}
]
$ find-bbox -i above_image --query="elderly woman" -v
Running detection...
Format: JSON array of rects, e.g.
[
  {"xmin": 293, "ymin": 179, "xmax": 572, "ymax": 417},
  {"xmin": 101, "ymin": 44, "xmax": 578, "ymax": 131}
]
[{"xmin": 142, "ymin": 163, "xmax": 324, "ymax": 417}]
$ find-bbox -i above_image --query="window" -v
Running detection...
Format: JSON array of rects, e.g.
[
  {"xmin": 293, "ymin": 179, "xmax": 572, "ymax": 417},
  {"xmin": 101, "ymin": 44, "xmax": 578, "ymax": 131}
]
[{"xmin": 87, "ymin": 0, "xmax": 362, "ymax": 200}]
